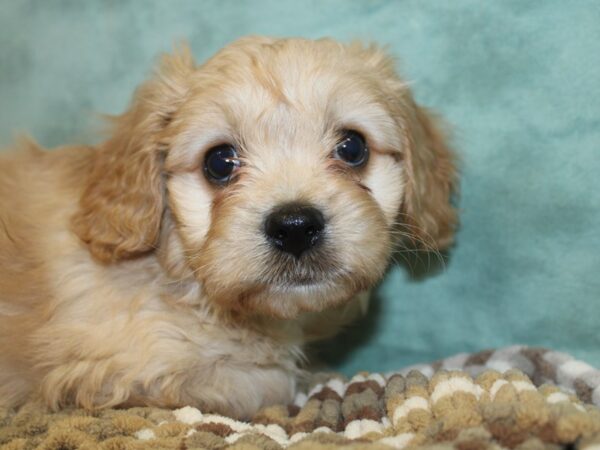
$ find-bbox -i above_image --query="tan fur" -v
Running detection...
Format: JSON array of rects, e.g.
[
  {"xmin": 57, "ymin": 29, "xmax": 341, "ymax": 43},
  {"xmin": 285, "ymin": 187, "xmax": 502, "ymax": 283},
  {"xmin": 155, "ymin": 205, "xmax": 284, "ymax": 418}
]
[{"xmin": 0, "ymin": 37, "xmax": 457, "ymax": 419}]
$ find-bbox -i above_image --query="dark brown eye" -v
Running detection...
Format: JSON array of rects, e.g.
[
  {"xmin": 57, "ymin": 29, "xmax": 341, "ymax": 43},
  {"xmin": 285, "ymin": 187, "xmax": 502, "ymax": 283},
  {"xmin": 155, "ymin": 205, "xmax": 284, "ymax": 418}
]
[
  {"xmin": 204, "ymin": 144, "xmax": 238, "ymax": 184},
  {"xmin": 333, "ymin": 130, "xmax": 368, "ymax": 167}
]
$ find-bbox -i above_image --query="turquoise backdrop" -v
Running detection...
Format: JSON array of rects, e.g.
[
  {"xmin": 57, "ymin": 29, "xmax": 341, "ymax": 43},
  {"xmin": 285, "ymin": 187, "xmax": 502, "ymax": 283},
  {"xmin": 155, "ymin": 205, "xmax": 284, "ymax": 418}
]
[{"xmin": 1, "ymin": 1, "xmax": 599, "ymax": 374}]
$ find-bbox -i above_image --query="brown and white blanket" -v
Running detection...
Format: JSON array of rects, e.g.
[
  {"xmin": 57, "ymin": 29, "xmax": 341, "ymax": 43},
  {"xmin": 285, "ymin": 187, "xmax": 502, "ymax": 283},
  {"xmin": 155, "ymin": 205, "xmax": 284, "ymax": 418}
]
[{"xmin": 2, "ymin": 346, "xmax": 600, "ymax": 449}]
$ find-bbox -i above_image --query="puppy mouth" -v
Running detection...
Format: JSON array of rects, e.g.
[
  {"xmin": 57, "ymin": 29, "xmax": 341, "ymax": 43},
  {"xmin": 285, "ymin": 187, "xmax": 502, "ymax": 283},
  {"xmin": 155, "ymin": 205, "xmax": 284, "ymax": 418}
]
[
  {"xmin": 266, "ymin": 272, "xmax": 332, "ymax": 290},
  {"xmin": 277, "ymin": 276, "xmax": 328, "ymax": 288},
  {"xmin": 262, "ymin": 249, "xmax": 341, "ymax": 288},
  {"xmin": 204, "ymin": 247, "xmax": 370, "ymax": 317}
]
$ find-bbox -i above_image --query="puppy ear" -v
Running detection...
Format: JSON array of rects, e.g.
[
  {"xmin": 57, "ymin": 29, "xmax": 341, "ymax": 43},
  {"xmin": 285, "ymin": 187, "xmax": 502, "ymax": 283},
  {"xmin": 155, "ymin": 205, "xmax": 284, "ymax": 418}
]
[
  {"xmin": 72, "ymin": 46, "xmax": 195, "ymax": 263},
  {"xmin": 346, "ymin": 42, "xmax": 457, "ymax": 249},
  {"xmin": 403, "ymin": 102, "xmax": 458, "ymax": 250}
]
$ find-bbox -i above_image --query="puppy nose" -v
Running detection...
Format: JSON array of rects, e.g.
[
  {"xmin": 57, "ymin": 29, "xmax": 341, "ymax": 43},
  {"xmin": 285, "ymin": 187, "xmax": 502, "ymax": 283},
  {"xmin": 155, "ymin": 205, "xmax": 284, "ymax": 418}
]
[{"xmin": 264, "ymin": 204, "xmax": 325, "ymax": 258}]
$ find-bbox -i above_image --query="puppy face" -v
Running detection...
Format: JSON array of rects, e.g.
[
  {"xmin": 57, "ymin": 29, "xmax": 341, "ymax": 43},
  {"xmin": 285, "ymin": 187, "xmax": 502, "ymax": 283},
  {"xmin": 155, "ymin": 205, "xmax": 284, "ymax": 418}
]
[{"xmin": 73, "ymin": 37, "xmax": 457, "ymax": 319}]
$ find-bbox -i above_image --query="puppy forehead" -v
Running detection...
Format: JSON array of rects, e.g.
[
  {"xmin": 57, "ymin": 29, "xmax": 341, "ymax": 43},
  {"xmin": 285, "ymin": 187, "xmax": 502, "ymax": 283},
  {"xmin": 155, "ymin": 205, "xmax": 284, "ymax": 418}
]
[
  {"xmin": 166, "ymin": 39, "xmax": 405, "ymax": 170},
  {"xmin": 202, "ymin": 46, "xmax": 386, "ymax": 119},
  {"xmin": 203, "ymin": 38, "xmax": 360, "ymax": 97}
]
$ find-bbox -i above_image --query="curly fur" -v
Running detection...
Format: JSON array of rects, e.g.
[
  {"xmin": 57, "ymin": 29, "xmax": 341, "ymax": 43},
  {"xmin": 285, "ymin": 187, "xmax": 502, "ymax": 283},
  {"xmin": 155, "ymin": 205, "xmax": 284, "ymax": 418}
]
[{"xmin": 0, "ymin": 36, "xmax": 457, "ymax": 419}]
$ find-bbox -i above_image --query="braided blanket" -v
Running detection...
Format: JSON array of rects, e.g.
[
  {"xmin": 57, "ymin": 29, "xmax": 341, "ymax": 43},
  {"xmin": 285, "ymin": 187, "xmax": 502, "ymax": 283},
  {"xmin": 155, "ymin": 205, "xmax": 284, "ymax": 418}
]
[{"xmin": 2, "ymin": 346, "xmax": 600, "ymax": 449}]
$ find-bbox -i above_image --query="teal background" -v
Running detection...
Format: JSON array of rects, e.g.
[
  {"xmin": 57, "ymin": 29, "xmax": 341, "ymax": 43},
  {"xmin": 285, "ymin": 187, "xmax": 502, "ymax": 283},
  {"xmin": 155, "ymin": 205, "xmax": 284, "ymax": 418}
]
[{"xmin": 1, "ymin": 1, "xmax": 599, "ymax": 374}]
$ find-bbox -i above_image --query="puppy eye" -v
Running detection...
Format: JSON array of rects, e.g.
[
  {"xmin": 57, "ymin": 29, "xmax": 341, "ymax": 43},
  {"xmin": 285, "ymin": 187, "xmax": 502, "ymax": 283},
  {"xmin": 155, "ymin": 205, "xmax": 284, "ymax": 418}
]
[
  {"xmin": 333, "ymin": 130, "xmax": 368, "ymax": 167},
  {"xmin": 204, "ymin": 144, "xmax": 239, "ymax": 184}
]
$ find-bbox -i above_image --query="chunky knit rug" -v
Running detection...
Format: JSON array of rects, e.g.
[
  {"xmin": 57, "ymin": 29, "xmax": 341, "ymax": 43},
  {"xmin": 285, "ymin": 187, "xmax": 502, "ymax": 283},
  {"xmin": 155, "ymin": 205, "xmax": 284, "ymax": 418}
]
[{"xmin": 2, "ymin": 346, "xmax": 600, "ymax": 449}]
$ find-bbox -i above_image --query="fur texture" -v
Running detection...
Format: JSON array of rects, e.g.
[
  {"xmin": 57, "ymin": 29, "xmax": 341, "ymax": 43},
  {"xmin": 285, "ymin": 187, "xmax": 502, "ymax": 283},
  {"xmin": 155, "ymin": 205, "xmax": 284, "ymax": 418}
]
[{"xmin": 0, "ymin": 37, "xmax": 457, "ymax": 419}]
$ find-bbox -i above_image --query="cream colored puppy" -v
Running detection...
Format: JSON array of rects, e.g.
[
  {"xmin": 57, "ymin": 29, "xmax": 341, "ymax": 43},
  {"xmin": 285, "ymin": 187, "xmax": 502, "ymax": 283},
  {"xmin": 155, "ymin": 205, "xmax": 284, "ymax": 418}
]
[{"xmin": 0, "ymin": 36, "xmax": 456, "ymax": 419}]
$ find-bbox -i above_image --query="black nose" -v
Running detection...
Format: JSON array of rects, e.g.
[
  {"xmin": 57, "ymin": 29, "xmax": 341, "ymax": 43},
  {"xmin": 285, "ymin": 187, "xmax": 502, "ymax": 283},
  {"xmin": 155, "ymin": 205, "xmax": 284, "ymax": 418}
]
[{"xmin": 264, "ymin": 204, "xmax": 325, "ymax": 258}]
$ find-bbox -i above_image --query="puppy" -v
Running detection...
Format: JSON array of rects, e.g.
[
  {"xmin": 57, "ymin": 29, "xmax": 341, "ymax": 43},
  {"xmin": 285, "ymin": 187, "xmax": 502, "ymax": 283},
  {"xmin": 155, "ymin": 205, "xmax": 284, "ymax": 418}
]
[{"xmin": 0, "ymin": 36, "xmax": 456, "ymax": 419}]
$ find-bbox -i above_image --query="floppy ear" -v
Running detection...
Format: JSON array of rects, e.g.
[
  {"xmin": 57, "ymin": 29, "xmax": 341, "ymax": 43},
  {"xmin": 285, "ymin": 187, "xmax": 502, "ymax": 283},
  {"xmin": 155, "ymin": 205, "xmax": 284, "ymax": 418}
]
[
  {"xmin": 403, "ymin": 101, "xmax": 458, "ymax": 250},
  {"xmin": 72, "ymin": 46, "xmax": 195, "ymax": 263}
]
